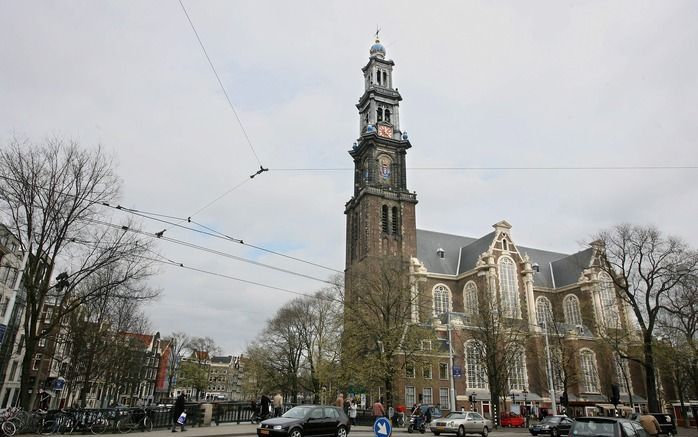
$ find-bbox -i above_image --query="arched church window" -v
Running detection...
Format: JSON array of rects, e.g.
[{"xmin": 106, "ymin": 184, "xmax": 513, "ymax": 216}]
[
  {"xmin": 385, "ymin": 109, "xmax": 391, "ymax": 123},
  {"xmin": 376, "ymin": 70, "xmax": 381, "ymax": 85},
  {"xmin": 580, "ymin": 349, "xmax": 600, "ymax": 393},
  {"xmin": 377, "ymin": 107, "xmax": 383, "ymax": 122},
  {"xmin": 432, "ymin": 284, "xmax": 451, "ymax": 317},
  {"xmin": 391, "ymin": 206, "xmax": 399, "ymax": 235},
  {"xmin": 465, "ymin": 340, "xmax": 487, "ymax": 389},
  {"xmin": 563, "ymin": 294, "xmax": 583, "ymax": 325},
  {"xmin": 536, "ymin": 296, "xmax": 554, "ymax": 326},
  {"xmin": 498, "ymin": 256, "xmax": 520, "ymax": 318},
  {"xmin": 463, "ymin": 281, "xmax": 478, "ymax": 316},
  {"xmin": 599, "ymin": 272, "xmax": 619, "ymax": 327},
  {"xmin": 381, "ymin": 205, "xmax": 389, "ymax": 234},
  {"xmin": 382, "ymin": 71, "xmax": 387, "ymax": 86}
]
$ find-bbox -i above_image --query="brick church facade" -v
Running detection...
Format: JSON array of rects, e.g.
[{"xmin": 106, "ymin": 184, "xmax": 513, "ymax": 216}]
[{"xmin": 343, "ymin": 36, "xmax": 669, "ymax": 419}]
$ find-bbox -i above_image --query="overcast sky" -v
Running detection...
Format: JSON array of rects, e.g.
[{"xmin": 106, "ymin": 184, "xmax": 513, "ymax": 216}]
[{"xmin": 2, "ymin": 1, "xmax": 697, "ymax": 355}]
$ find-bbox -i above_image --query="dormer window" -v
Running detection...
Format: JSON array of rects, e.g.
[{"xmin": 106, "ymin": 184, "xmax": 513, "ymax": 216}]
[{"xmin": 436, "ymin": 248, "xmax": 445, "ymax": 259}]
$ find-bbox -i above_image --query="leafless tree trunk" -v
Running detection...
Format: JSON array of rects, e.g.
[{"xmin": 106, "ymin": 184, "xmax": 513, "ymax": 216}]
[
  {"xmin": 164, "ymin": 332, "xmax": 191, "ymax": 398},
  {"xmin": 0, "ymin": 136, "xmax": 157, "ymax": 408},
  {"xmin": 594, "ymin": 224, "xmax": 698, "ymax": 412}
]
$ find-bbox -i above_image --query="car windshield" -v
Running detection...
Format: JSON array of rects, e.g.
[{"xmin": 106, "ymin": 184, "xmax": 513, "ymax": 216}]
[
  {"xmin": 283, "ymin": 406, "xmax": 312, "ymax": 419},
  {"xmin": 542, "ymin": 416, "xmax": 561, "ymax": 424},
  {"xmin": 571, "ymin": 420, "xmax": 615, "ymax": 437},
  {"xmin": 445, "ymin": 413, "xmax": 465, "ymax": 420}
]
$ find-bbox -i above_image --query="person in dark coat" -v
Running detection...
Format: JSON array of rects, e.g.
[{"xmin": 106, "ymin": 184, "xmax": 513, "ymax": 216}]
[{"xmin": 171, "ymin": 392, "xmax": 187, "ymax": 432}]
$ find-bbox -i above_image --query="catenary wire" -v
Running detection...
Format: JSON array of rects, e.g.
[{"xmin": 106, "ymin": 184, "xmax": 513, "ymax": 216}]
[
  {"xmin": 86, "ymin": 217, "xmax": 336, "ymax": 285},
  {"xmin": 0, "ymin": 174, "xmax": 340, "ymax": 274},
  {"xmin": 177, "ymin": 0, "xmax": 262, "ymax": 168},
  {"xmin": 269, "ymin": 165, "xmax": 698, "ymax": 171}
]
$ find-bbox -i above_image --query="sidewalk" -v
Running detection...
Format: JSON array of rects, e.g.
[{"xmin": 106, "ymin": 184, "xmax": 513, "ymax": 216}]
[{"xmin": 123, "ymin": 423, "xmax": 377, "ymax": 437}]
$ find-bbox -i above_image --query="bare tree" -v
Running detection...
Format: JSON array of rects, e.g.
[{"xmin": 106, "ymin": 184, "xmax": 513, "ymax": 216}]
[
  {"xmin": 594, "ymin": 224, "xmax": 698, "ymax": 412},
  {"xmin": 186, "ymin": 336, "xmax": 219, "ymax": 399},
  {"xmin": 0, "ymin": 136, "xmax": 157, "ymax": 408},
  {"xmin": 342, "ymin": 256, "xmax": 433, "ymax": 409},
  {"xmin": 163, "ymin": 332, "xmax": 191, "ymax": 398}
]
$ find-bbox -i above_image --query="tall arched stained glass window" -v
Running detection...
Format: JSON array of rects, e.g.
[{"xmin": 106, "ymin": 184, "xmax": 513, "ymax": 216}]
[
  {"xmin": 599, "ymin": 273, "xmax": 619, "ymax": 327},
  {"xmin": 580, "ymin": 349, "xmax": 600, "ymax": 393},
  {"xmin": 465, "ymin": 340, "xmax": 487, "ymax": 389},
  {"xmin": 536, "ymin": 296, "xmax": 554, "ymax": 326},
  {"xmin": 563, "ymin": 294, "xmax": 583, "ymax": 325},
  {"xmin": 499, "ymin": 257, "xmax": 520, "ymax": 318},
  {"xmin": 433, "ymin": 284, "xmax": 451, "ymax": 317},
  {"xmin": 463, "ymin": 281, "xmax": 478, "ymax": 316}
]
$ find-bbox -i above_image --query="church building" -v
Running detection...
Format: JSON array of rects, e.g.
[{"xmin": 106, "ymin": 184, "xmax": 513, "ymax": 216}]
[{"xmin": 343, "ymin": 36, "xmax": 664, "ymax": 419}]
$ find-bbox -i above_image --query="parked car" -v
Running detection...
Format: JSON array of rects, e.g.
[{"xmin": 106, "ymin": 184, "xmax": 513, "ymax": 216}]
[
  {"xmin": 257, "ymin": 405, "xmax": 351, "ymax": 437},
  {"xmin": 529, "ymin": 415, "xmax": 574, "ymax": 437},
  {"xmin": 429, "ymin": 411, "xmax": 493, "ymax": 437},
  {"xmin": 569, "ymin": 416, "xmax": 649, "ymax": 437},
  {"xmin": 628, "ymin": 413, "xmax": 677, "ymax": 437},
  {"xmin": 501, "ymin": 414, "xmax": 526, "ymax": 427}
]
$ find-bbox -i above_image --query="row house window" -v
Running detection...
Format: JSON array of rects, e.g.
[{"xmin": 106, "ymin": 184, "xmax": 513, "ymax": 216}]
[
  {"xmin": 439, "ymin": 363, "xmax": 448, "ymax": 380},
  {"xmin": 439, "ymin": 388, "xmax": 450, "ymax": 410},
  {"xmin": 422, "ymin": 387, "xmax": 433, "ymax": 404},
  {"xmin": 405, "ymin": 386, "xmax": 416, "ymax": 406},
  {"xmin": 423, "ymin": 365, "xmax": 432, "ymax": 379}
]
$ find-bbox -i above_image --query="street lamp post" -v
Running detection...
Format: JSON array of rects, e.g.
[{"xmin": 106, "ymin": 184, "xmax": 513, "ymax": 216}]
[
  {"xmin": 522, "ymin": 389, "xmax": 529, "ymax": 427},
  {"xmin": 541, "ymin": 320, "xmax": 557, "ymax": 414},
  {"xmin": 447, "ymin": 312, "xmax": 456, "ymax": 411}
]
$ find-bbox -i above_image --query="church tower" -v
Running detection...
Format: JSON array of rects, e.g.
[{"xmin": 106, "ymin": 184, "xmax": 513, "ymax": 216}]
[{"xmin": 345, "ymin": 35, "xmax": 418, "ymax": 271}]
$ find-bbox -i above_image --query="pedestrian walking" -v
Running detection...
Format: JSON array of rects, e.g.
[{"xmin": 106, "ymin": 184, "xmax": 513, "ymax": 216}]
[
  {"xmin": 639, "ymin": 414, "xmax": 661, "ymax": 437},
  {"xmin": 171, "ymin": 392, "xmax": 187, "ymax": 432},
  {"xmin": 372, "ymin": 399, "xmax": 385, "ymax": 421},
  {"xmin": 273, "ymin": 393, "xmax": 283, "ymax": 418},
  {"xmin": 349, "ymin": 400, "xmax": 358, "ymax": 426}
]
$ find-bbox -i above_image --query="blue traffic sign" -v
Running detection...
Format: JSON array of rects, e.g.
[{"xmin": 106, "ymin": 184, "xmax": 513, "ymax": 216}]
[{"xmin": 374, "ymin": 417, "xmax": 392, "ymax": 437}]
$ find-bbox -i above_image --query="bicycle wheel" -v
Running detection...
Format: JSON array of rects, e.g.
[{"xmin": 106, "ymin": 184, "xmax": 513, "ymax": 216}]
[
  {"xmin": 2, "ymin": 420, "xmax": 17, "ymax": 436},
  {"xmin": 90, "ymin": 418, "xmax": 109, "ymax": 435},
  {"xmin": 37, "ymin": 419, "xmax": 54, "ymax": 436},
  {"xmin": 117, "ymin": 416, "xmax": 134, "ymax": 434},
  {"xmin": 142, "ymin": 416, "xmax": 153, "ymax": 432}
]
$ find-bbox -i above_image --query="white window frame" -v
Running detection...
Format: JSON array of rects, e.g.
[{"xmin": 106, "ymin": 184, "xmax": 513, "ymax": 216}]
[
  {"xmin": 579, "ymin": 348, "xmax": 600, "ymax": 393},
  {"xmin": 536, "ymin": 296, "xmax": 554, "ymax": 325},
  {"xmin": 423, "ymin": 365, "xmax": 432, "ymax": 380},
  {"xmin": 465, "ymin": 340, "xmax": 488, "ymax": 390},
  {"xmin": 463, "ymin": 281, "xmax": 478, "ymax": 317},
  {"xmin": 563, "ymin": 294, "xmax": 583, "ymax": 325},
  {"xmin": 498, "ymin": 257, "xmax": 521, "ymax": 318},
  {"xmin": 422, "ymin": 387, "xmax": 433, "ymax": 404},
  {"xmin": 405, "ymin": 386, "xmax": 416, "ymax": 406},
  {"xmin": 439, "ymin": 363, "xmax": 448, "ymax": 380},
  {"xmin": 432, "ymin": 284, "xmax": 452, "ymax": 317},
  {"xmin": 439, "ymin": 388, "xmax": 450, "ymax": 409}
]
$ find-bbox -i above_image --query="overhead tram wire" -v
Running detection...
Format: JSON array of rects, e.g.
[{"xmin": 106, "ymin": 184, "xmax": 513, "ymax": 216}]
[
  {"xmin": 269, "ymin": 165, "xmax": 698, "ymax": 171},
  {"xmin": 68, "ymin": 237, "xmax": 331, "ymax": 301},
  {"xmin": 176, "ymin": 0, "xmax": 264, "ymax": 169},
  {"xmin": 106, "ymin": 203, "xmax": 341, "ymax": 273},
  {"xmin": 86, "ymin": 217, "xmax": 337, "ymax": 286},
  {"xmin": 0, "ymin": 174, "xmax": 341, "ymax": 274}
]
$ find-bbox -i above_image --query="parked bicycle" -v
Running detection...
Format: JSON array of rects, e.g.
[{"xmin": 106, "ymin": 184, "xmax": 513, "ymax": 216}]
[{"xmin": 116, "ymin": 407, "xmax": 153, "ymax": 433}]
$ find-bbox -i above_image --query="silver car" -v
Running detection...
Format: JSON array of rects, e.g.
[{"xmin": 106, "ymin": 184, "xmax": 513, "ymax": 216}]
[{"xmin": 430, "ymin": 412, "xmax": 492, "ymax": 437}]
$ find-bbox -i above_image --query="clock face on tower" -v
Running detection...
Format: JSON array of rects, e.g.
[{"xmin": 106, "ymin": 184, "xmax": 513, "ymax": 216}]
[{"xmin": 377, "ymin": 125, "xmax": 393, "ymax": 139}]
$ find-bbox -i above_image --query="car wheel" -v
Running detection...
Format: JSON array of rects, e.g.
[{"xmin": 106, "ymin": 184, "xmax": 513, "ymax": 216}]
[
  {"xmin": 337, "ymin": 426, "xmax": 348, "ymax": 437},
  {"xmin": 433, "ymin": 432, "xmax": 441, "ymax": 436},
  {"xmin": 290, "ymin": 428, "xmax": 303, "ymax": 437},
  {"xmin": 482, "ymin": 427, "xmax": 488, "ymax": 437},
  {"xmin": 551, "ymin": 428, "xmax": 559, "ymax": 437},
  {"xmin": 457, "ymin": 426, "xmax": 465, "ymax": 437},
  {"xmin": 531, "ymin": 433, "xmax": 539, "ymax": 436}
]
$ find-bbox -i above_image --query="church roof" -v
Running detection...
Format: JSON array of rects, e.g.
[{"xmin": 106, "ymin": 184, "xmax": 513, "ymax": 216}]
[{"xmin": 416, "ymin": 229, "xmax": 593, "ymax": 290}]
